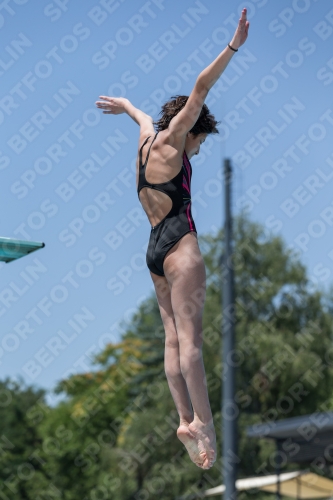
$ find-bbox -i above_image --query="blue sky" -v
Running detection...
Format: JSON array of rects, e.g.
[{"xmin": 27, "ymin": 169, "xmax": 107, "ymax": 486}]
[{"xmin": 1, "ymin": 0, "xmax": 333, "ymax": 403}]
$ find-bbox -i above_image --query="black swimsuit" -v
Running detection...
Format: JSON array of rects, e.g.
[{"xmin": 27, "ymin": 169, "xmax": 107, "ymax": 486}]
[{"xmin": 137, "ymin": 132, "xmax": 196, "ymax": 276}]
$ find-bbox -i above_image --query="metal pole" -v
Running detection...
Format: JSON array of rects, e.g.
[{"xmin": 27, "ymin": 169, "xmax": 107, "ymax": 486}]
[
  {"xmin": 276, "ymin": 440, "xmax": 282, "ymax": 500},
  {"xmin": 296, "ymin": 476, "xmax": 300, "ymax": 500},
  {"xmin": 222, "ymin": 158, "xmax": 237, "ymax": 500}
]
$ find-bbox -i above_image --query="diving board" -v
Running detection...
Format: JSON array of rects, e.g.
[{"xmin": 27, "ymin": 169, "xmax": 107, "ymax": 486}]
[{"xmin": 0, "ymin": 237, "xmax": 45, "ymax": 263}]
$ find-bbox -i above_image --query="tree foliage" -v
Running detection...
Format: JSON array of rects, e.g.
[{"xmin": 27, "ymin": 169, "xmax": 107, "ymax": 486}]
[{"xmin": 2, "ymin": 217, "xmax": 333, "ymax": 499}]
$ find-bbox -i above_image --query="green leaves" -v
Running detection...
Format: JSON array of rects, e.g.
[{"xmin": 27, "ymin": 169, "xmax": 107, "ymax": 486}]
[{"xmin": 3, "ymin": 216, "xmax": 333, "ymax": 498}]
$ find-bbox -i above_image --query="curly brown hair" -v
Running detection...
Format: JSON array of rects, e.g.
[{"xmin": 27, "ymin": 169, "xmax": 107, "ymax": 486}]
[{"xmin": 153, "ymin": 95, "xmax": 220, "ymax": 136}]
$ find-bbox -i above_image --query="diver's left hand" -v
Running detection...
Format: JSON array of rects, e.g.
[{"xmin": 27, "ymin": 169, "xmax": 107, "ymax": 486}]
[{"xmin": 95, "ymin": 96, "xmax": 129, "ymax": 114}]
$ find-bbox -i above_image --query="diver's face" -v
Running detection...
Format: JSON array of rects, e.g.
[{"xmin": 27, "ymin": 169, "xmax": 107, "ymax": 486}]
[{"xmin": 185, "ymin": 132, "xmax": 207, "ymax": 159}]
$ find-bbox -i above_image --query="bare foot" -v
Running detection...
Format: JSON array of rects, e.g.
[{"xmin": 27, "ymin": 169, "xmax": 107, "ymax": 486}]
[
  {"xmin": 177, "ymin": 423, "xmax": 207, "ymax": 468},
  {"xmin": 188, "ymin": 417, "xmax": 216, "ymax": 469}
]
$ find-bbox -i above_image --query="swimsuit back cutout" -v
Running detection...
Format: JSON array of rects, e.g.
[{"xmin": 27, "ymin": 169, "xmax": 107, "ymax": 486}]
[{"xmin": 137, "ymin": 132, "xmax": 195, "ymax": 231}]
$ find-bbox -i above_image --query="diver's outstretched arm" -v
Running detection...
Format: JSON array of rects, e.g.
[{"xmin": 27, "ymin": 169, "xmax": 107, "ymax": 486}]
[
  {"xmin": 197, "ymin": 8, "xmax": 250, "ymax": 92},
  {"xmin": 95, "ymin": 96, "xmax": 153, "ymax": 128},
  {"xmin": 168, "ymin": 8, "xmax": 250, "ymax": 138}
]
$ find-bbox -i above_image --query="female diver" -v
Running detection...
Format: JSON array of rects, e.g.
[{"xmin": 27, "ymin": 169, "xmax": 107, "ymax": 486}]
[{"xmin": 96, "ymin": 9, "xmax": 249, "ymax": 470}]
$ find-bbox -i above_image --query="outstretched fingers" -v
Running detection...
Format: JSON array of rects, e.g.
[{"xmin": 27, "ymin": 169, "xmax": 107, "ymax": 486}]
[
  {"xmin": 95, "ymin": 96, "xmax": 127, "ymax": 115},
  {"xmin": 96, "ymin": 96, "xmax": 109, "ymax": 106},
  {"xmin": 235, "ymin": 8, "xmax": 250, "ymax": 45},
  {"xmin": 239, "ymin": 8, "xmax": 248, "ymax": 28},
  {"xmin": 99, "ymin": 95, "xmax": 113, "ymax": 101}
]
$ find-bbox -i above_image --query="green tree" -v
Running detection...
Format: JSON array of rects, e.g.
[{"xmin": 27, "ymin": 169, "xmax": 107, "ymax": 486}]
[
  {"xmin": 108, "ymin": 217, "xmax": 333, "ymax": 497},
  {"xmin": 4, "ymin": 216, "xmax": 333, "ymax": 500},
  {"xmin": 0, "ymin": 378, "xmax": 55, "ymax": 500}
]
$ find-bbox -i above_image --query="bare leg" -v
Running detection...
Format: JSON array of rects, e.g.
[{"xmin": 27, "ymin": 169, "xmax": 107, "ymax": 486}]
[
  {"xmin": 164, "ymin": 232, "xmax": 216, "ymax": 469},
  {"xmin": 151, "ymin": 272, "xmax": 206, "ymax": 468}
]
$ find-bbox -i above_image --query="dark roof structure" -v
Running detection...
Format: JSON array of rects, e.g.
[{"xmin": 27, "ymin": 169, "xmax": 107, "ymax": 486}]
[{"xmin": 247, "ymin": 412, "xmax": 333, "ymax": 464}]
